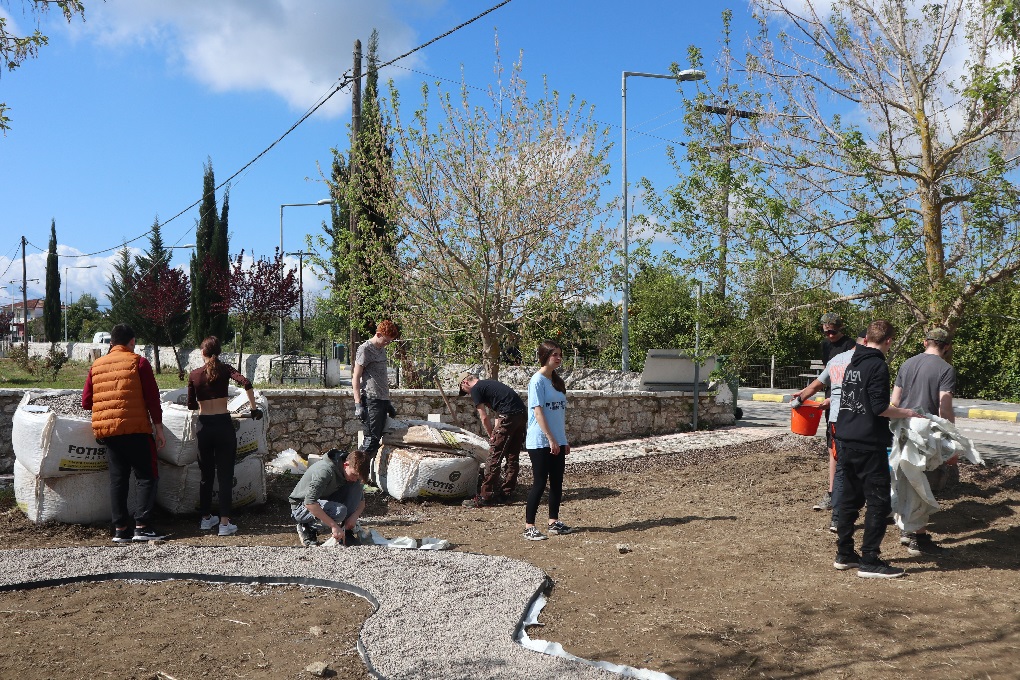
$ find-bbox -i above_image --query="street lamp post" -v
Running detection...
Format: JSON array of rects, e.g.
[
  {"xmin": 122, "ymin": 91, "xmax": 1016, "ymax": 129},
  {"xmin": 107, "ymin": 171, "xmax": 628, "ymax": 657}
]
[
  {"xmin": 285, "ymin": 250, "xmax": 309, "ymax": 343},
  {"xmin": 279, "ymin": 199, "xmax": 331, "ymax": 356},
  {"xmin": 64, "ymin": 265, "xmax": 97, "ymax": 342},
  {"xmin": 621, "ymin": 68, "xmax": 705, "ymax": 373}
]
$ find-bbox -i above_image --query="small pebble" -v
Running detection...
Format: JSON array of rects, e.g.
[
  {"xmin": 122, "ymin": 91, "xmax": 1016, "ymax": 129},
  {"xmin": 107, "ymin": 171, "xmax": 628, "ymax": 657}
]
[{"xmin": 617, "ymin": 544, "xmax": 631, "ymax": 554}]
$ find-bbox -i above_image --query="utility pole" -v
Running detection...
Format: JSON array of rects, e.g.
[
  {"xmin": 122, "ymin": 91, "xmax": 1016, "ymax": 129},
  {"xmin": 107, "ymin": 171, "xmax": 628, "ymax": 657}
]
[
  {"xmin": 21, "ymin": 236, "xmax": 28, "ymax": 353},
  {"xmin": 697, "ymin": 101, "xmax": 761, "ymax": 299},
  {"xmin": 348, "ymin": 39, "xmax": 363, "ymax": 360}
]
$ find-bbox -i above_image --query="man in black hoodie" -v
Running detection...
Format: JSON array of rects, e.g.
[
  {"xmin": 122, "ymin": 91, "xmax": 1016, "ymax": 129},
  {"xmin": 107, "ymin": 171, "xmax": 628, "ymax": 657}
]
[{"xmin": 834, "ymin": 320, "xmax": 921, "ymax": 579}]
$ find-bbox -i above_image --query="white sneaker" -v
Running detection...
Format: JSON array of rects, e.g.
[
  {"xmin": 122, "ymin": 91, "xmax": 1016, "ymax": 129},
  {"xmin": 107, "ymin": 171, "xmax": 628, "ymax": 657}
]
[
  {"xmin": 218, "ymin": 522, "xmax": 238, "ymax": 536},
  {"xmin": 200, "ymin": 515, "xmax": 219, "ymax": 530}
]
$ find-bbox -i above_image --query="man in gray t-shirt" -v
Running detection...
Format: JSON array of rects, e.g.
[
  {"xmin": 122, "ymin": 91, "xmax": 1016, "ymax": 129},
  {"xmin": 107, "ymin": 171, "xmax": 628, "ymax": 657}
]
[
  {"xmin": 890, "ymin": 327, "xmax": 956, "ymax": 556},
  {"xmin": 351, "ymin": 320, "xmax": 400, "ymax": 480}
]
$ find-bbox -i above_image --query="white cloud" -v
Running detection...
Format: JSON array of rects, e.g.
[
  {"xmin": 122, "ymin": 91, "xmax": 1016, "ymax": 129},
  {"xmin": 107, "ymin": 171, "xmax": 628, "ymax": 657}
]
[{"xmin": 75, "ymin": 0, "xmax": 423, "ymax": 118}]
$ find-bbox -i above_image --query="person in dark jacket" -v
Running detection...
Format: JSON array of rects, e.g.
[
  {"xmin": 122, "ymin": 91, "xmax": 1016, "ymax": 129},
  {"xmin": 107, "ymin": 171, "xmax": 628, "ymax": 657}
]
[
  {"xmin": 458, "ymin": 373, "xmax": 527, "ymax": 507},
  {"xmin": 833, "ymin": 320, "xmax": 921, "ymax": 579}
]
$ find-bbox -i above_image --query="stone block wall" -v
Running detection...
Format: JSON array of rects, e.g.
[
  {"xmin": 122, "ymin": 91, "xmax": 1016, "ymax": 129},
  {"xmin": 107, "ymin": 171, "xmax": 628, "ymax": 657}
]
[{"xmin": 0, "ymin": 387, "xmax": 734, "ymax": 473}]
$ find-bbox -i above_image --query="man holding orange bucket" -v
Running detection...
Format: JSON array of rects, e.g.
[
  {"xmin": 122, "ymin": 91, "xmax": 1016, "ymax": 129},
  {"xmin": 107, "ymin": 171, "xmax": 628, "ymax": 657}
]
[{"xmin": 793, "ymin": 328, "xmax": 868, "ymax": 532}]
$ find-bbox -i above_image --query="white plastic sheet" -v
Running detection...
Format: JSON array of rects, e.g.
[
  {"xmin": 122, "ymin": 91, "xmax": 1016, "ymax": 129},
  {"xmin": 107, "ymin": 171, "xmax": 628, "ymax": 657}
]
[
  {"xmin": 519, "ymin": 594, "xmax": 675, "ymax": 680},
  {"xmin": 889, "ymin": 415, "xmax": 983, "ymax": 533}
]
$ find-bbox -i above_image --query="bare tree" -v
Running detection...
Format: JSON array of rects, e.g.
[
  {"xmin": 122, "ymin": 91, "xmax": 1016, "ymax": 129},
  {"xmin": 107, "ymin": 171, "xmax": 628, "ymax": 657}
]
[
  {"xmin": 744, "ymin": 0, "xmax": 1020, "ymax": 334},
  {"xmin": 383, "ymin": 44, "xmax": 614, "ymax": 378}
]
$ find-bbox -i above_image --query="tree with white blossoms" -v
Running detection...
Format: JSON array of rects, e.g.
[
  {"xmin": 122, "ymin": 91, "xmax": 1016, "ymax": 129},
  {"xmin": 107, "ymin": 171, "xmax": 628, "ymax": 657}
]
[
  {"xmin": 383, "ymin": 44, "xmax": 614, "ymax": 378},
  {"xmin": 743, "ymin": 0, "xmax": 1020, "ymax": 338}
]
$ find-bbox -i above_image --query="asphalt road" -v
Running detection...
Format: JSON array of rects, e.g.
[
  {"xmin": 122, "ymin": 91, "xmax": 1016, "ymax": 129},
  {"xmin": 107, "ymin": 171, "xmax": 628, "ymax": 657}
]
[{"xmin": 736, "ymin": 400, "xmax": 1020, "ymax": 466}]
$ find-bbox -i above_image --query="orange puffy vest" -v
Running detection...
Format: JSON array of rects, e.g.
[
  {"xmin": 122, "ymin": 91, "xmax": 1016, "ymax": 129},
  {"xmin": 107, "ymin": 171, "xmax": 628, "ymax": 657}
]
[{"xmin": 90, "ymin": 345, "xmax": 152, "ymax": 439}]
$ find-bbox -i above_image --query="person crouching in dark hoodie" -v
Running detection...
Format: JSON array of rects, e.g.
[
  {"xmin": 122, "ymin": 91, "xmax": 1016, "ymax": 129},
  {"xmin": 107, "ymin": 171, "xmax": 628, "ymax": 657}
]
[{"xmin": 833, "ymin": 320, "xmax": 921, "ymax": 579}]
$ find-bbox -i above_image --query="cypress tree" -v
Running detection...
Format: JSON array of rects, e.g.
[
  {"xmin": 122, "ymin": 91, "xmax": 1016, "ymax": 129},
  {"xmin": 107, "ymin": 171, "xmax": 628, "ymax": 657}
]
[
  {"xmin": 191, "ymin": 158, "xmax": 220, "ymax": 344},
  {"xmin": 209, "ymin": 184, "xmax": 230, "ymax": 340},
  {"xmin": 43, "ymin": 219, "xmax": 61, "ymax": 342}
]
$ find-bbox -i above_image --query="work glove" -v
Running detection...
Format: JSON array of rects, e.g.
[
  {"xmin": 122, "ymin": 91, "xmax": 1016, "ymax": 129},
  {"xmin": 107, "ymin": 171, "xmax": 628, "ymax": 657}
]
[
  {"xmin": 386, "ymin": 402, "xmax": 397, "ymax": 418},
  {"xmin": 249, "ymin": 408, "xmax": 264, "ymax": 421},
  {"xmin": 355, "ymin": 404, "xmax": 366, "ymax": 421}
]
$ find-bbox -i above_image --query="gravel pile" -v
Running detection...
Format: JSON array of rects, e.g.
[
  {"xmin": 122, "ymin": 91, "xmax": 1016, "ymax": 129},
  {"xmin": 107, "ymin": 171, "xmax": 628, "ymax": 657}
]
[{"xmin": 28, "ymin": 393, "xmax": 91, "ymax": 419}]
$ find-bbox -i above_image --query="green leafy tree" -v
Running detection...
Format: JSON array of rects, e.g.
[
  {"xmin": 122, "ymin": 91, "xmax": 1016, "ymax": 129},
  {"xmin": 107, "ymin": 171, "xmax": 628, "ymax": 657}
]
[
  {"xmin": 745, "ymin": 0, "xmax": 1020, "ymax": 341},
  {"xmin": 0, "ymin": 1, "xmax": 85, "ymax": 132},
  {"xmin": 643, "ymin": 10, "xmax": 768, "ymax": 301},
  {"xmin": 65, "ymin": 293, "xmax": 103, "ymax": 342},
  {"xmin": 43, "ymin": 219, "xmax": 60, "ymax": 342},
  {"xmin": 384, "ymin": 44, "xmax": 614, "ymax": 378}
]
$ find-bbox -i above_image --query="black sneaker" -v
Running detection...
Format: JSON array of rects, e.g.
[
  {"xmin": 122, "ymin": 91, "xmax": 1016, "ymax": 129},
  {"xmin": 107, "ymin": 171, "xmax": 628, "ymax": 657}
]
[
  {"xmin": 900, "ymin": 531, "xmax": 914, "ymax": 546},
  {"xmin": 343, "ymin": 529, "xmax": 359, "ymax": 546},
  {"xmin": 296, "ymin": 523, "xmax": 317, "ymax": 547},
  {"xmin": 112, "ymin": 527, "xmax": 133, "ymax": 544},
  {"xmin": 548, "ymin": 520, "xmax": 574, "ymax": 535},
  {"xmin": 907, "ymin": 533, "xmax": 947, "ymax": 556},
  {"xmin": 833, "ymin": 552, "xmax": 861, "ymax": 570},
  {"xmin": 857, "ymin": 559, "xmax": 906, "ymax": 579},
  {"xmin": 132, "ymin": 527, "xmax": 169, "ymax": 542}
]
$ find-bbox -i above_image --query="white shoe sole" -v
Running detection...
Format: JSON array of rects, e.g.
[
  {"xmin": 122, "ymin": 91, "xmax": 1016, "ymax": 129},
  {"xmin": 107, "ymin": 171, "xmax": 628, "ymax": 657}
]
[{"xmin": 857, "ymin": 569, "xmax": 906, "ymax": 579}]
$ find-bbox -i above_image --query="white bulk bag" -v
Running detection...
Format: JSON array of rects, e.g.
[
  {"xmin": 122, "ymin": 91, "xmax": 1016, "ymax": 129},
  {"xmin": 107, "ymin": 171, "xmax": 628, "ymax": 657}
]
[
  {"xmin": 158, "ymin": 386, "xmax": 269, "ymax": 465},
  {"xmin": 12, "ymin": 391, "xmax": 109, "ymax": 478},
  {"xmin": 14, "ymin": 460, "xmax": 111, "ymax": 525},
  {"xmin": 371, "ymin": 446, "xmax": 479, "ymax": 500},
  {"xmin": 159, "ymin": 387, "xmax": 200, "ymax": 466},
  {"xmin": 382, "ymin": 419, "xmax": 489, "ymax": 463},
  {"xmin": 154, "ymin": 456, "xmax": 267, "ymax": 515}
]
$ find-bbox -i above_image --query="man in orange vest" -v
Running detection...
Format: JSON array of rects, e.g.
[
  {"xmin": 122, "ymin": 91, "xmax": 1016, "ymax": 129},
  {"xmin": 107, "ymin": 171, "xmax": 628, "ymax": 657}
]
[{"xmin": 82, "ymin": 324, "xmax": 169, "ymax": 542}]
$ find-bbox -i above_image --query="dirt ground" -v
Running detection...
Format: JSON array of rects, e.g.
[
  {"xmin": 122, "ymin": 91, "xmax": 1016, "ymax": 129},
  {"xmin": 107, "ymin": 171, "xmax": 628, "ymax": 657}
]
[{"xmin": 1, "ymin": 433, "xmax": 1019, "ymax": 679}]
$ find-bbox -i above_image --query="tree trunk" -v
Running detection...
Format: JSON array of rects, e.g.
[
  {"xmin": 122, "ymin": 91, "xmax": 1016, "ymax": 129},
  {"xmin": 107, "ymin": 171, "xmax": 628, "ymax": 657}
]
[
  {"xmin": 480, "ymin": 327, "xmax": 501, "ymax": 380},
  {"xmin": 152, "ymin": 343, "xmax": 162, "ymax": 374},
  {"xmin": 171, "ymin": 344, "xmax": 185, "ymax": 381}
]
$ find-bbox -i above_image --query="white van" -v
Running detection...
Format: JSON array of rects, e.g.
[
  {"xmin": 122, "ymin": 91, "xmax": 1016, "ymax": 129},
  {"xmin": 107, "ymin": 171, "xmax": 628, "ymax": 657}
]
[{"xmin": 93, "ymin": 332, "xmax": 111, "ymax": 344}]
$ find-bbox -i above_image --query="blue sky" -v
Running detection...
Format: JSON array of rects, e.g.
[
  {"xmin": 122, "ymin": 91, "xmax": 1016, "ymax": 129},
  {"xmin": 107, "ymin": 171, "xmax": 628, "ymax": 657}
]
[{"xmin": 0, "ymin": 0, "xmax": 764, "ymax": 310}]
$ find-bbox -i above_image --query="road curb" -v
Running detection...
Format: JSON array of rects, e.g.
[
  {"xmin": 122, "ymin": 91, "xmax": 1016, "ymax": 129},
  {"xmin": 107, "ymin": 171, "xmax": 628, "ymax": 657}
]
[{"xmin": 740, "ymin": 390, "xmax": 1020, "ymax": 424}]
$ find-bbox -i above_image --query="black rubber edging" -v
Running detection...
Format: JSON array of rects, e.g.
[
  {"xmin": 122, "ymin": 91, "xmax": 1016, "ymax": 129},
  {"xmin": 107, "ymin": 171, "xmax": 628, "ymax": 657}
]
[{"xmin": 0, "ymin": 571, "xmax": 383, "ymax": 679}]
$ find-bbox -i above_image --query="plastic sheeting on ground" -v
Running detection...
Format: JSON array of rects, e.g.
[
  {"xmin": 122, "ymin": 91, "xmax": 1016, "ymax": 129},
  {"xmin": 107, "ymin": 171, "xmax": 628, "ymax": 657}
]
[
  {"xmin": 519, "ymin": 593, "xmax": 675, "ymax": 680},
  {"xmin": 320, "ymin": 527, "xmax": 450, "ymax": 550},
  {"xmin": 890, "ymin": 415, "xmax": 983, "ymax": 533}
]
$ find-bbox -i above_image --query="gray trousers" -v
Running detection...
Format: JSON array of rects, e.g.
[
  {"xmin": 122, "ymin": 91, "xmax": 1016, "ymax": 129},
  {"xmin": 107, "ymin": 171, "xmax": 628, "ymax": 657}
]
[{"xmin": 290, "ymin": 483, "xmax": 364, "ymax": 527}]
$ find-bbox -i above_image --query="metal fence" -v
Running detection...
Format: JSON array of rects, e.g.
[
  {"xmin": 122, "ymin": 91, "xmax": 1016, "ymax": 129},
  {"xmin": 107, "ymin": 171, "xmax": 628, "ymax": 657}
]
[{"xmin": 738, "ymin": 358, "xmax": 821, "ymax": 390}]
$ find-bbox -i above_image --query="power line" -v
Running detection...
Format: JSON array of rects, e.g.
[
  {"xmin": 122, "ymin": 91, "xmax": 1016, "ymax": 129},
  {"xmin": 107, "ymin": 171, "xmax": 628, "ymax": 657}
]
[{"xmin": 64, "ymin": 0, "xmax": 516, "ymax": 262}]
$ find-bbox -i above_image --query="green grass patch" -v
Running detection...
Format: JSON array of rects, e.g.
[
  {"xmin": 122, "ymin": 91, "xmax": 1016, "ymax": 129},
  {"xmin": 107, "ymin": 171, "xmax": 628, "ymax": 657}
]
[{"xmin": 0, "ymin": 358, "xmax": 190, "ymax": 390}]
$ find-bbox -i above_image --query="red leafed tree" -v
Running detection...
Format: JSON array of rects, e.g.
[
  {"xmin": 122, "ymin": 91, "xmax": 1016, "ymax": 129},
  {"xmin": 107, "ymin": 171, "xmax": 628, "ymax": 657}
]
[
  {"xmin": 207, "ymin": 250, "xmax": 299, "ymax": 368},
  {"xmin": 135, "ymin": 263, "xmax": 192, "ymax": 379}
]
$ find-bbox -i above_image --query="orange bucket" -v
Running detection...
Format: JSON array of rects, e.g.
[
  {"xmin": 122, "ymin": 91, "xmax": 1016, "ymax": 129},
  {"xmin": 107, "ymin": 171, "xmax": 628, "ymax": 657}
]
[{"xmin": 791, "ymin": 400, "xmax": 823, "ymax": 436}]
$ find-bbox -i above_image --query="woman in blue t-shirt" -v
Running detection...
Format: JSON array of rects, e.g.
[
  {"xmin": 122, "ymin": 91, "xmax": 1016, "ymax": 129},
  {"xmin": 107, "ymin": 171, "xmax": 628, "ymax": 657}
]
[{"xmin": 523, "ymin": 340, "xmax": 574, "ymax": 541}]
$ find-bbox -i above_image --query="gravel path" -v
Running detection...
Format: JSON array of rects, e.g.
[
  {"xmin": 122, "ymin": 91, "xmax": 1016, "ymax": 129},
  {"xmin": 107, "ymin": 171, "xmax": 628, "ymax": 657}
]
[{"xmin": 0, "ymin": 426, "xmax": 785, "ymax": 678}]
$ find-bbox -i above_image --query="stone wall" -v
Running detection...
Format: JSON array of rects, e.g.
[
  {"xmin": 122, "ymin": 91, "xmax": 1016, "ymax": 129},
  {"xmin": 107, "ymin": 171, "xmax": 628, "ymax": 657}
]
[{"xmin": 0, "ymin": 387, "xmax": 733, "ymax": 473}]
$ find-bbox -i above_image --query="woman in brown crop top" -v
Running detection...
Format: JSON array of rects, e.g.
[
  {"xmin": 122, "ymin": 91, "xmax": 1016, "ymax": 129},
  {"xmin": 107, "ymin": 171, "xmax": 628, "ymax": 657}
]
[{"xmin": 187, "ymin": 336, "xmax": 262, "ymax": 537}]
